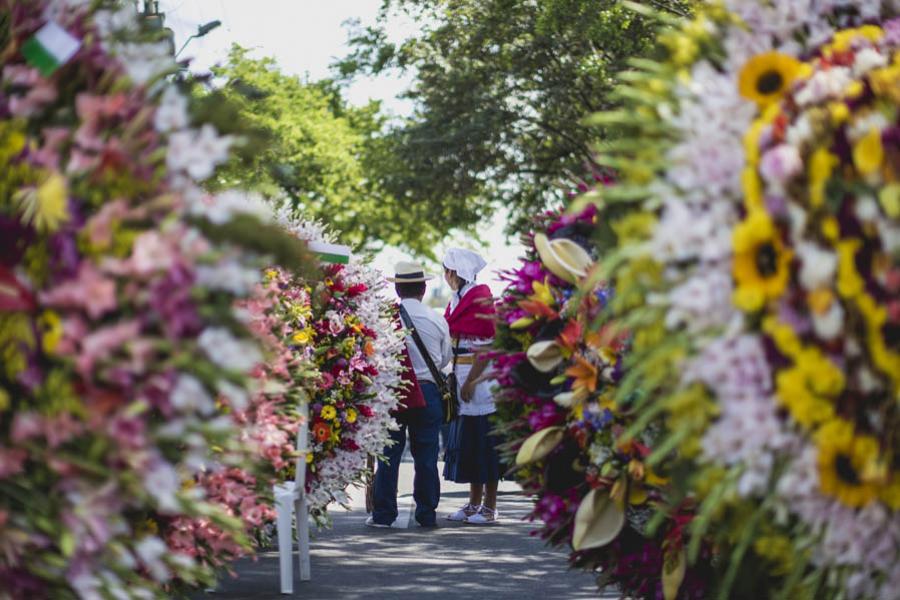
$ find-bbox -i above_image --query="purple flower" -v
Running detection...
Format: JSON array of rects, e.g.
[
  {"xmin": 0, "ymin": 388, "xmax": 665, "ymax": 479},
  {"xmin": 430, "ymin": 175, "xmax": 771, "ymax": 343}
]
[
  {"xmin": 527, "ymin": 401, "xmax": 565, "ymax": 430},
  {"xmin": 148, "ymin": 264, "xmax": 201, "ymax": 339},
  {"xmin": 885, "ymin": 18, "xmax": 900, "ymax": 45}
]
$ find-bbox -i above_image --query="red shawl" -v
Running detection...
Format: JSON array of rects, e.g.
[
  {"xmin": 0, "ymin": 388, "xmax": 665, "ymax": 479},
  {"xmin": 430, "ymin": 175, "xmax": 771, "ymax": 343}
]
[
  {"xmin": 393, "ymin": 307, "xmax": 425, "ymax": 412},
  {"xmin": 444, "ymin": 284, "xmax": 496, "ymax": 339}
]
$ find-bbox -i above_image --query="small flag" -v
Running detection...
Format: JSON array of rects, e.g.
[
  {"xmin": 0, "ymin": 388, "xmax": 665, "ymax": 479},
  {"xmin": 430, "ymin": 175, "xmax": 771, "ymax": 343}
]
[
  {"xmin": 308, "ymin": 241, "xmax": 351, "ymax": 265},
  {"xmin": 21, "ymin": 21, "xmax": 81, "ymax": 77}
]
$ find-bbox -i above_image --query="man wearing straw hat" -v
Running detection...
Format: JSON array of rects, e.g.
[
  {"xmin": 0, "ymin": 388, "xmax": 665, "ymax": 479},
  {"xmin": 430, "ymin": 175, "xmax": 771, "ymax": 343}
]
[{"xmin": 367, "ymin": 262, "xmax": 452, "ymax": 528}]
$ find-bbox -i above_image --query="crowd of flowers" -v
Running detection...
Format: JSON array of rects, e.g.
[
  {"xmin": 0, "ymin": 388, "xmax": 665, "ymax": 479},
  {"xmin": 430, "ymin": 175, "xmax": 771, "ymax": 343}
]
[
  {"xmin": 272, "ymin": 218, "xmax": 405, "ymax": 521},
  {"xmin": 586, "ymin": 1, "xmax": 900, "ymax": 597},
  {"xmin": 492, "ymin": 204, "xmax": 711, "ymax": 599},
  {"xmin": 0, "ymin": 2, "xmax": 312, "ymax": 597}
]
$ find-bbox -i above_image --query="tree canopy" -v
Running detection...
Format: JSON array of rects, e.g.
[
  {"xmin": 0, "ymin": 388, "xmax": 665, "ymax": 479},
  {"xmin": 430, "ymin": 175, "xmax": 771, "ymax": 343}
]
[
  {"xmin": 336, "ymin": 0, "xmax": 688, "ymax": 234},
  {"xmin": 207, "ymin": 45, "xmax": 453, "ymax": 257}
]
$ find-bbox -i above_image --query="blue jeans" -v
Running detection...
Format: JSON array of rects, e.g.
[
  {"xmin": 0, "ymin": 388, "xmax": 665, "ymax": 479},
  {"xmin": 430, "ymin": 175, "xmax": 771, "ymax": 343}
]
[{"xmin": 372, "ymin": 382, "xmax": 442, "ymax": 526}]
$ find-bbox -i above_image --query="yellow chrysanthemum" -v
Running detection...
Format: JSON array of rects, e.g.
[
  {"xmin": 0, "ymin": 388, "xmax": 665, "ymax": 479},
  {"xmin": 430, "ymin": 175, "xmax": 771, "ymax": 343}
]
[
  {"xmin": 16, "ymin": 173, "xmax": 70, "ymax": 232},
  {"xmin": 797, "ymin": 347, "xmax": 845, "ymax": 396},
  {"xmin": 836, "ymin": 240, "xmax": 865, "ymax": 299},
  {"xmin": 320, "ymin": 405, "xmax": 337, "ymax": 420},
  {"xmin": 808, "ymin": 148, "xmax": 839, "ymax": 208},
  {"xmin": 345, "ymin": 408, "xmax": 357, "ymax": 424},
  {"xmin": 732, "ymin": 211, "xmax": 793, "ymax": 312},
  {"xmin": 878, "ymin": 183, "xmax": 900, "ymax": 218},
  {"xmin": 761, "ymin": 317, "xmax": 801, "ymax": 359},
  {"xmin": 816, "ymin": 419, "xmax": 883, "ymax": 508},
  {"xmin": 775, "ymin": 367, "xmax": 835, "ymax": 429},
  {"xmin": 828, "ymin": 102, "xmax": 850, "ymax": 124},
  {"xmin": 738, "ymin": 52, "xmax": 802, "ymax": 107},
  {"xmin": 868, "ymin": 64, "xmax": 900, "ymax": 103},
  {"xmin": 853, "ymin": 128, "xmax": 884, "ymax": 176},
  {"xmin": 292, "ymin": 328, "xmax": 313, "ymax": 345},
  {"xmin": 770, "ymin": 333, "xmax": 844, "ymax": 431},
  {"xmin": 38, "ymin": 310, "xmax": 63, "ymax": 353},
  {"xmin": 825, "ymin": 25, "xmax": 883, "ymax": 54}
]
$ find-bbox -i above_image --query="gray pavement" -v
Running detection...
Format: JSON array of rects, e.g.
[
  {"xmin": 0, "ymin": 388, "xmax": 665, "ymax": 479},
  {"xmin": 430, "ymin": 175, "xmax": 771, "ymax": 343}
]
[{"xmin": 198, "ymin": 456, "xmax": 615, "ymax": 600}]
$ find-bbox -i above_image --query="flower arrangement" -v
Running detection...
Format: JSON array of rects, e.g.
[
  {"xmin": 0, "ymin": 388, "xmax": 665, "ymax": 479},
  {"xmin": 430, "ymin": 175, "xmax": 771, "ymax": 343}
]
[
  {"xmin": 273, "ymin": 218, "xmax": 405, "ymax": 521},
  {"xmin": 161, "ymin": 274, "xmax": 309, "ymax": 573},
  {"xmin": 0, "ymin": 2, "xmax": 310, "ymax": 597},
  {"xmin": 589, "ymin": 1, "xmax": 900, "ymax": 597},
  {"xmin": 492, "ymin": 205, "xmax": 711, "ymax": 599}
]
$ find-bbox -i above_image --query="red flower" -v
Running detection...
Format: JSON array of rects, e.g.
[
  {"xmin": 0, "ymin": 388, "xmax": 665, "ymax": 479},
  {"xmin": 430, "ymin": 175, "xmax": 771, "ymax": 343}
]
[
  {"xmin": 556, "ymin": 319, "xmax": 582, "ymax": 351},
  {"xmin": 312, "ymin": 421, "xmax": 331, "ymax": 443}
]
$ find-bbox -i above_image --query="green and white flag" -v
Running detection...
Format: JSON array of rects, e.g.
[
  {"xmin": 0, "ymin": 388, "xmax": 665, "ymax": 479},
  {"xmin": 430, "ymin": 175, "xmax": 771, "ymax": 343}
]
[
  {"xmin": 21, "ymin": 21, "xmax": 81, "ymax": 77},
  {"xmin": 308, "ymin": 241, "xmax": 351, "ymax": 265}
]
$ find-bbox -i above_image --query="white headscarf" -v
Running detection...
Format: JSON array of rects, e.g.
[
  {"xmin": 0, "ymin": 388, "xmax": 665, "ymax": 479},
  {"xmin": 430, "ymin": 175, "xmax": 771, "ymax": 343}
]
[{"xmin": 442, "ymin": 248, "xmax": 487, "ymax": 283}]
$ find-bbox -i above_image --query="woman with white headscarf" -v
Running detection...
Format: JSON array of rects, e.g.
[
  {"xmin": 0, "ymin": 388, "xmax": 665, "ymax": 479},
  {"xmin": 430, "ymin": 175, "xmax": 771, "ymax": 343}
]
[{"xmin": 441, "ymin": 248, "xmax": 501, "ymax": 525}]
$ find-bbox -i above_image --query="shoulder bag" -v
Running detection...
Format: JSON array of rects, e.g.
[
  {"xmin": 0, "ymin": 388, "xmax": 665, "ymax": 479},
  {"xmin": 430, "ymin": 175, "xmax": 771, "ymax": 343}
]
[{"xmin": 399, "ymin": 304, "xmax": 458, "ymax": 424}]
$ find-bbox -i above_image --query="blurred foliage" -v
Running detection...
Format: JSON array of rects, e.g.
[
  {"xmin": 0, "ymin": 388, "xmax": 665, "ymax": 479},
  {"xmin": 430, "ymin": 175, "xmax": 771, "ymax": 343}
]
[
  {"xmin": 206, "ymin": 45, "xmax": 451, "ymax": 258},
  {"xmin": 335, "ymin": 0, "xmax": 690, "ymax": 235}
]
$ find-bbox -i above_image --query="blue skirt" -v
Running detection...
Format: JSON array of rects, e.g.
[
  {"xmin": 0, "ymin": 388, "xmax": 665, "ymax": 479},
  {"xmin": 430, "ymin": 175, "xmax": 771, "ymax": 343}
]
[{"xmin": 442, "ymin": 414, "xmax": 502, "ymax": 484}]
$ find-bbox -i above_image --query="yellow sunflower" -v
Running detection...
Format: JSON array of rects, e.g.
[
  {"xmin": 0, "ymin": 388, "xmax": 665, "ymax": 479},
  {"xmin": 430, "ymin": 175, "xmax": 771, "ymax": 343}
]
[
  {"xmin": 732, "ymin": 211, "xmax": 793, "ymax": 312},
  {"xmin": 738, "ymin": 52, "xmax": 803, "ymax": 108},
  {"xmin": 816, "ymin": 418, "xmax": 884, "ymax": 508}
]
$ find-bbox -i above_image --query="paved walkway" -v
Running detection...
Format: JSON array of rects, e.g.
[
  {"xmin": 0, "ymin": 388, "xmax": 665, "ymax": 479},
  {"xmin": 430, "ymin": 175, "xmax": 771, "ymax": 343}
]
[{"xmin": 200, "ymin": 457, "xmax": 615, "ymax": 599}]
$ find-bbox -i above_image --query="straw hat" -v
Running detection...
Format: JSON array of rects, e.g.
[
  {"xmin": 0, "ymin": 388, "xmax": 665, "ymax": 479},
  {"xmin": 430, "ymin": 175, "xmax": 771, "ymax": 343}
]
[
  {"xmin": 526, "ymin": 340, "xmax": 564, "ymax": 373},
  {"xmin": 387, "ymin": 261, "xmax": 433, "ymax": 283},
  {"xmin": 533, "ymin": 233, "xmax": 593, "ymax": 284}
]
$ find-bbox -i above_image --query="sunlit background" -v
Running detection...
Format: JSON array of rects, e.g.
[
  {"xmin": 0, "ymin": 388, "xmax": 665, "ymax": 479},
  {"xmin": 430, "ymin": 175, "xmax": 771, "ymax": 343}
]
[{"xmin": 158, "ymin": 0, "xmax": 526, "ymax": 304}]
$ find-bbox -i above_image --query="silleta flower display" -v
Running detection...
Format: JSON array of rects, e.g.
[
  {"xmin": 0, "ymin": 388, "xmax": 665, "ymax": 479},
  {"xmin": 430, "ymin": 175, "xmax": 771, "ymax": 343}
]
[
  {"xmin": 273, "ymin": 218, "xmax": 405, "ymax": 521},
  {"xmin": 590, "ymin": 1, "xmax": 900, "ymax": 597},
  {"xmin": 492, "ymin": 205, "xmax": 710, "ymax": 599},
  {"xmin": 0, "ymin": 2, "xmax": 310, "ymax": 597}
]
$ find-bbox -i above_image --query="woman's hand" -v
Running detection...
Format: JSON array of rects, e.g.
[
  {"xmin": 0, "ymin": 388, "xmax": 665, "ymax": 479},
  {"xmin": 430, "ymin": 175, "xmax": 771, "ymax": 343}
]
[{"xmin": 461, "ymin": 379, "xmax": 476, "ymax": 402}]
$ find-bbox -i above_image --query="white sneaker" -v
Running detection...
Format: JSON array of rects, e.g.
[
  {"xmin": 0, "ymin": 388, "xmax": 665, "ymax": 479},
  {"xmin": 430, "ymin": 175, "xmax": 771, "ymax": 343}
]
[
  {"xmin": 464, "ymin": 505, "xmax": 498, "ymax": 525},
  {"xmin": 365, "ymin": 516, "xmax": 392, "ymax": 528},
  {"xmin": 446, "ymin": 503, "xmax": 479, "ymax": 521}
]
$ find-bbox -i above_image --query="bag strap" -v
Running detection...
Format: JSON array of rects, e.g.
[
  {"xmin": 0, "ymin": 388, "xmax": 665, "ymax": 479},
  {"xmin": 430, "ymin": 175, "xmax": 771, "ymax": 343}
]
[{"xmin": 399, "ymin": 304, "xmax": 445, "ymax": 386}]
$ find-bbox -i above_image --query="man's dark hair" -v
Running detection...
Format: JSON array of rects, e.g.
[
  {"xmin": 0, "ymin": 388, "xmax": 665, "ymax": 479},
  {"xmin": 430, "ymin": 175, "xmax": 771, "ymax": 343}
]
[{"xmin": 395, "ymin": 281, "xmax": 426, "ymax": 299}]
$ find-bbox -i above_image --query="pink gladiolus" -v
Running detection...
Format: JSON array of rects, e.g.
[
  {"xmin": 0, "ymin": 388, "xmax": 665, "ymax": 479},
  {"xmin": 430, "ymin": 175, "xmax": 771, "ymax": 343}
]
[
  {"xmin": 131, "ymin": 231, "xmax": 176, "ymax": 276},
  {"xmin": 0, "ymin": 447, "xmax": 27, "ymax": 478},
  {"xmin": 84, "ymin": 200, "xmax": 129, "ymax": 249},
  {"xmin": 11, "ymin": 413, "xmax": 43, "ymax": 443},
  {"xmin": 77, "ymin": 320, "xmax": 142, "ymax": 374},
  {"xmin": 40, "ymin": 262, "xmax": 117, "ymax": 320}
]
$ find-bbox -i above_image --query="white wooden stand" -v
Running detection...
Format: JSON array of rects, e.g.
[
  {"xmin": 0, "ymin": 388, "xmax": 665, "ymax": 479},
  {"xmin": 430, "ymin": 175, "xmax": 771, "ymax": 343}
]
[{"xmin": 275, "ymin": 401, "xmax": 311, "ymax": 594}]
